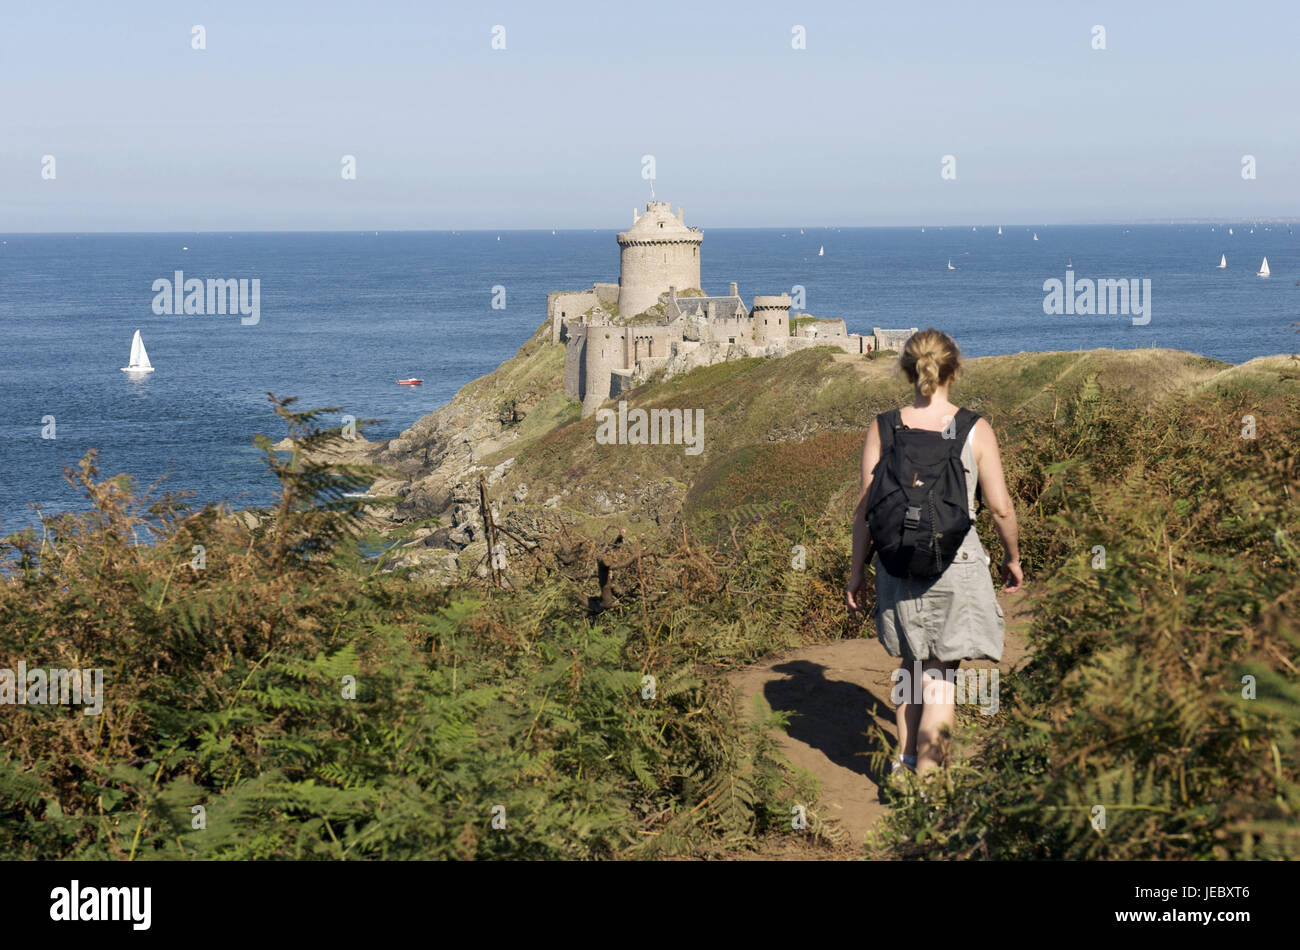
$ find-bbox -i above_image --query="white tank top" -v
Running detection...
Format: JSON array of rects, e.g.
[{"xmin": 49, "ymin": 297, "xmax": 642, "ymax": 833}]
[
  {"xmin": 961, "ymin": 426, "xmax": 978, "ymax": 519},
  {"xmin": 959, "ymin": 426, "xmax": 987, "ymax": 560}
]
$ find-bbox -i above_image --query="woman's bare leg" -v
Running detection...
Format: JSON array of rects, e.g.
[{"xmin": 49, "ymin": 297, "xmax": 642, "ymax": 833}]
[
  {"xmin": 895, "ymin": 659, "xmax": 922, "ymax": 763},
  {"xmin": 916, "ymin": 659, "xmax": 959, "ymax": 773}
]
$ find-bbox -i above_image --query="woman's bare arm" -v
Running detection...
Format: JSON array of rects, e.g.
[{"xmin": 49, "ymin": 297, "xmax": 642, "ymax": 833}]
[
  {"xmin": 846, "ymin": 417, "xmax": 882, "ymax": 609},
  {"xmin": 972, "ymin": 418, "xmax": 1023, "ymax": 591}
]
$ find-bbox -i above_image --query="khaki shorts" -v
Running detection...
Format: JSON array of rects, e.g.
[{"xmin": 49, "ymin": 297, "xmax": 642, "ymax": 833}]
[{"xmin": 873, "ymin": 535, "xmax": 1005, "ymax": 663}]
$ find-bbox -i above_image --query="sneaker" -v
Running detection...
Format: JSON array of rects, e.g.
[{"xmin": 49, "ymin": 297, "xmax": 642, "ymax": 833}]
[{"xmin": 881, "ymin": 757, "xmax": 916, "ymax": 802}]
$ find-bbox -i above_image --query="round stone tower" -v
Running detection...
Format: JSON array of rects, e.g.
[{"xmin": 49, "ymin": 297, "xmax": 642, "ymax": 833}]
[
  {"xmin": 751, "ymin": 293, "xmax": 793, "ymax": 344},
  {"xmin": 581, "ymin": 326, "xmax": 619, "ymax": 418},
  {"xmin": 617, "ymin": 201, "xmax": 702, "ymax": 319}
]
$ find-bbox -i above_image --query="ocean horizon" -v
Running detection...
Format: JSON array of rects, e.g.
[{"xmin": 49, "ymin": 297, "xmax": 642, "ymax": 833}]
[{"xmin": 3, "ymin": 223, "xmax": 1296, "ymax": 535}]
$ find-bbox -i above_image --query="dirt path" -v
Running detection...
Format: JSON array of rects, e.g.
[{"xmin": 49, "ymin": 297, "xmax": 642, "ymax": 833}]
[{"xmin": 725, "ymin": 587, "xmax": 1035, "ymax": 857}]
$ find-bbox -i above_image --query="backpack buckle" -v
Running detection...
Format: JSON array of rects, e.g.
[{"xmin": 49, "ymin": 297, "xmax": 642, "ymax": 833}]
[{"xmin": 903, "ymin": 505, "xmax": 922, "ymax": 530}]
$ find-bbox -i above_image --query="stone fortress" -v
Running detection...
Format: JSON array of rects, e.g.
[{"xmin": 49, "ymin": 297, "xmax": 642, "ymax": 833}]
[{"xmin": 551, "ymin": 201, "xmax": 917, "ymax": 417}]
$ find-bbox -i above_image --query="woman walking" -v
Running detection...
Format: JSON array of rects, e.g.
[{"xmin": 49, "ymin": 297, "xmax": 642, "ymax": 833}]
[{"xmin": 845, "ymin": 329, "xmax": 1022, "ymax": 782}]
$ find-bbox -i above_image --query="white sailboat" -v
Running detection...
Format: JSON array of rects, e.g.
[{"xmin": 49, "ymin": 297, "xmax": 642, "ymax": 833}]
[
  {"xmin": 818, "ymin": 245, "xmax": 824, "ymax": 256},
  {"xmin": 997, "ymin": 225, "xmax": 1002, "ymax": 235},
  {"xmin": 1257, "ymin": 257, "xmax": 1270, "ymax": 277},
  {"xmin": 1229, "ymin": 228, "xmax": 1234, "ymax": 235},
  {"xmin": 1032, "ymin": 232, "xmax": 1038, "ymax": 241},
  {"xmin": 121, "ymin": 330, "xmax": 154, "ymax": 373},
  {"xmin": 1217, "ymin": 254, "xmax": 1226, "ymax": 269},
  {"xmin": 947, "ymin": 259, "xmax": 956, "ymax": 271}
]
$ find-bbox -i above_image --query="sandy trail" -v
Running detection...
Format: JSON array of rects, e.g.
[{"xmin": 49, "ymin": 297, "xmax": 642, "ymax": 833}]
[{"xmin": 725, "ymin": 587, "xmax": 1034, "ymax": 857}]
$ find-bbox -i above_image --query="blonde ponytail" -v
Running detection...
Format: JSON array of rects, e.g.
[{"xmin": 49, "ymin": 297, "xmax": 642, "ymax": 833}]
[{"xmin": 900, "ymin": 329, "xmax": 961, "ymax": 396}]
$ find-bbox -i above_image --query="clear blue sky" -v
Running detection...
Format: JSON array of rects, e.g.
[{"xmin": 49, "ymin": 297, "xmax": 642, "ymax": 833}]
[{"xmin": 4, "ymin": 0, "xmax": 1297, "ymax": 230}]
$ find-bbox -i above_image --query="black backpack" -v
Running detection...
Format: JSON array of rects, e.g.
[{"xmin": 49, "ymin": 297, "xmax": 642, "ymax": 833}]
[{"xmin": 864, "ymin": 407, "xmax": 981, "ymax": 579}]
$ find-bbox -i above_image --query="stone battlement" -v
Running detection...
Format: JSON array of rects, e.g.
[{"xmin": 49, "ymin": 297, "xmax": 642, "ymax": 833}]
[{"xmin": 615, "ymin": 235, "xmax": 702, "ymax": 246}]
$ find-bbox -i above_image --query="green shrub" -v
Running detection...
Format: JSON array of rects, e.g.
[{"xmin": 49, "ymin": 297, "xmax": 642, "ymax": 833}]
[{"xmin": 0, "ymin": 396, "xmax": 814, "ymax": 859}]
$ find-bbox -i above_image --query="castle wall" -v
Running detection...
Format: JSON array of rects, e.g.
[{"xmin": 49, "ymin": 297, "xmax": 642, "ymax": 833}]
[
  {"xmin": 873, "ymin": 327, "xmax": 919, "ymax": 351},
  {"xmin": 549, "ymin": 289, "xmax": 601, "ymax": 344},
  {"xmin": 610, "ymin": 370, "xmax": 637, "ymax": 398},
  {"xmin": 594, "ymin": 283, "xmax": 620, "ymax": 308},
  {"xmin": 563, "ymin": 323, "xmax": 588, "ymax": 401},
  {"xmin": 711, "ymin": 310, "xmax": 752, "ymax": 345},
  {"xmin": 630, "ymin": 325, "xmax": 677, "ymax": 362},
  {"xmin": 795, "ymin": 317, "xmax": 848, "ymax": 339}
]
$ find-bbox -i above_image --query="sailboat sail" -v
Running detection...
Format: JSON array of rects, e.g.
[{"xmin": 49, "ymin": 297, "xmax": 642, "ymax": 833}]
[
  {"xmin": 122, "ymin": 329, "xmax": 155, "ymax": 372},
  {"xmin": 1218, "ymin": 254, "xmax": 1226, "ymax": 268},
  {"xmin": 1257, "ymin": 257, "xmax": 1270, "ymax": 277}
]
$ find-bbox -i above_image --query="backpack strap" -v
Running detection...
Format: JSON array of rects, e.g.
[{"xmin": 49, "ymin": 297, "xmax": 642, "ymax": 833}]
[
  {"xmin": 953, "ymin": 408, "xmax": 983, "ymax": 511},
  {"xmin": 952, "ymin": 407, "xmax": 980, "ymax": 448},
  {"xmin": 863, "ymin": 410, "xmax": 903, "ymax": 550},
  {"xmin": 876, "ymin": 408, "xmax": 903, "ymax": 457}
]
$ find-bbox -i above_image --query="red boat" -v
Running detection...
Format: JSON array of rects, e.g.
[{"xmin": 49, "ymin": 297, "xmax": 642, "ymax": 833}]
[{"xmin": 396, "ymin": 378, "xmax": 423, "ymax": 386}]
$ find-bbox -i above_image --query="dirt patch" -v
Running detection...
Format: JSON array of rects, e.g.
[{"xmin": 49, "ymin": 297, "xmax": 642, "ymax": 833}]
[{"xmin": 727, "ymin": 587, "xmax": 1034, "ymax": 856}]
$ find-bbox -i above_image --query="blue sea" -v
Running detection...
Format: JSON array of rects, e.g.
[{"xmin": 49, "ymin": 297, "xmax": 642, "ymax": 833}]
[{"xmin": 2, "ymin": 225, "xmax": 1296, "ymax": 534}]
